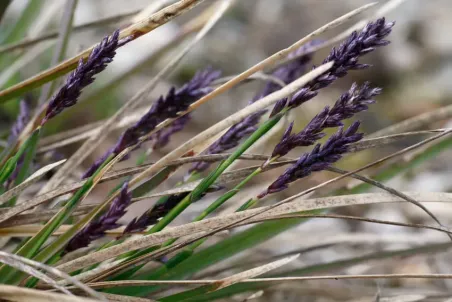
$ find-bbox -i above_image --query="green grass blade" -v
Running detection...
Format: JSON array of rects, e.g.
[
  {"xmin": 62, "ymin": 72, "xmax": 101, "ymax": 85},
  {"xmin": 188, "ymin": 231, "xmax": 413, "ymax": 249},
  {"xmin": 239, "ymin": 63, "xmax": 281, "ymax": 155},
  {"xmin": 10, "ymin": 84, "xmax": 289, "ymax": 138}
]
[
  {"xmin": 5, "ymin": 127, "xmax": 40, "ymax": 207},
  {"xmin": 0, "ymin": 0, "xmax": 44, "ymax": 45},
  {"xmin": 0, "ymin": 0, "xmax": 12, "ymax": 24},
  {"xmin": 0, "ymin": 130, "xmax": 39, "ymax": 186}
]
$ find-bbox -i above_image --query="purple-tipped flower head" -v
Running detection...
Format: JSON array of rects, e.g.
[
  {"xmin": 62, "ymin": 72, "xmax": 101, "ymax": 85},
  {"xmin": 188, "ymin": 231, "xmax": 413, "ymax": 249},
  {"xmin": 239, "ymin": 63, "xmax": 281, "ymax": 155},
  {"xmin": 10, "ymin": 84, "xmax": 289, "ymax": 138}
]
[
  {"xmin": 151, "ymin": 113, "xmax": 191, "ymax": 150},
  {"xmin": 271, "ymin": 82, "xmax": 380, "ymax": 158},
  {"xmin": 270, "ymin": 18, "xmax": 394, "ymax": 116},
  {"xmin": 64, "ymin": 182, "xmax": 131, "ymax": 253},
  {"xmin": 43, "ymin": 30, "xmax": 130, "ymax": 124},
  {"xmin": 83, "ymin": 68, "xmax": 221, "ymax": 178},
  {"xmin": 271, "ymin": 108, "xmax": 329, "ymax": 158},
  {"xmin": 260, "ymin": 121, "xmax": 363, "ymax": 198}
]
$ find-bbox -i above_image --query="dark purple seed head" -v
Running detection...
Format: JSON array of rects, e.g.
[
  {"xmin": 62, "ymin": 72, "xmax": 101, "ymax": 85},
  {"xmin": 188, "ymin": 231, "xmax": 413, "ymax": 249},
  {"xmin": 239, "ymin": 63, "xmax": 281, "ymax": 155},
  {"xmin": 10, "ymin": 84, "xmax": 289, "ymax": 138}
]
[
  {"xmin": 151, "ymin": 114, "xmax": 191, "ymax": 150},
  {"xmin": 260, "ymin": 121, "xmax": 363, "ymax": 197},
  {"xmin": 43, "ymin": 30, "xmax": 130, "ymax": 124},
  {"xmin": 323, "ymin": 82, "xmax": 381, "ymax": 128},
  {"xmin": 270, "ymin": 18, "xmax": 394, "ymax": 116},
  {"xmin": 271, "ymin": 107, "xmax": 329, "ymax": 158},
  {"xmin": 64, "ymin": 182, "xmax": 131, "ymax": 253}
]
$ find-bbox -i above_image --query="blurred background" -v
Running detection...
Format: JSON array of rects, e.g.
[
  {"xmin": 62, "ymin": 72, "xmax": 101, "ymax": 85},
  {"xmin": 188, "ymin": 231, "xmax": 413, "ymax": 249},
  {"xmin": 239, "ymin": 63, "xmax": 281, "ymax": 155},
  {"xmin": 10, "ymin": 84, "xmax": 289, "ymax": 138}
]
[{"xmin": 2, "ymin": 0, "xmax": 452, "ymax": 301}]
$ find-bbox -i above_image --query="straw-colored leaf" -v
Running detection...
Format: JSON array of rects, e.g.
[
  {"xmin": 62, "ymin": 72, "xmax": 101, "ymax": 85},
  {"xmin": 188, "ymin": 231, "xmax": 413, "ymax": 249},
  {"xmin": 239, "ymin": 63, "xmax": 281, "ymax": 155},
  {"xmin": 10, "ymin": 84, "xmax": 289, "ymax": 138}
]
[
  {"xmin": 158, "ymin": 254, "xmax": 299, "ymax": 301},
  {"xmin": 56, "ymin": 191, "xmax": 452, "ymax": 273},
  {"xmin": 212, "ymin": 254, "xmax": 299, "ymax": 291},
  {"xmin": 0, "ymin": 252, "xmax": 72, "ymax": 296},
  {"xmin": 0, "ymin": 285, "xmax": 99, "ymax": 302},
  {"xmin": 0, "ymin": 159, "xmax": 66, "ymax": 206}
]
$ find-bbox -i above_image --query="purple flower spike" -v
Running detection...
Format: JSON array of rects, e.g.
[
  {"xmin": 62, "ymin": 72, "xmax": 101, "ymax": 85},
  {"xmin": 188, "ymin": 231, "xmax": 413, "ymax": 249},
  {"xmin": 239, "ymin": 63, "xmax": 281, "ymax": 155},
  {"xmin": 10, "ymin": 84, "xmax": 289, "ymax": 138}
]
[
  {"xmin": 260, "ymin": 121, "xmax": 363, "ymax": 198},
  {"xmin": 270, "ymin": 82, "xmax": 380, "ymax": 159},
  {"xmin": 324, "ymin": 82, "xmax": 381, "ymax": 128},
  {"xmin": 270, "ymin": 18, "xmax": 394, "ymax": 116},
  {"xmin": 64, "ymin": 182, "xmax": 131, "ymax": 253},
  {"xmin": 271, "ymin": 108, "xmax": 329, "ymax": 158},
  {"xmin": 42, "ymin": 30, "xmax": 130, "ymax": 124},
  {"xmin": 82, "ymin": 67, "xmax": 221, "ymax": 178},
  {"xmin": 152, "ymin": 114, "xmax": 191, "ymax": 150}
]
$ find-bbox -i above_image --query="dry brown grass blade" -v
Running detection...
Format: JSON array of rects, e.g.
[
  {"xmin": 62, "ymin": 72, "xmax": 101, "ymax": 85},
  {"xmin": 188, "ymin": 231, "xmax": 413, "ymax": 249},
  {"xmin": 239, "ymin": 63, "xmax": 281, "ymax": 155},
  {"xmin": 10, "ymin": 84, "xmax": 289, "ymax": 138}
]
[
  {"xmin": 0, "ymin": 252, "xmax": 72, "ymax": 296},
  {"xmin": 0, "ymin": 205, "xmax": 95, "ymax": 228},
  {"xmin": 0, "ymin": 285, "xmax": 100, "ymax": 302},
  {"xmin": 209, "ymin": 254, "xmax": 299, "ymax": 291},
  {"xmin": 0, "ymin": 159, "xmax": 66, "ymax": 206},
  {"xmin": 0, "ymin": 8, "xmax": 144, "ymax": 55},
  {"xmin": 326, "ymin": 166, "xmax": 449, "ymax": 239},
  {"xmin": 349, "ymin": 129, "xmax": 449, "ymax": 152},
  {"xmin": 100, "ymin": 293, "xmax": 156, "ymax": 302},
  {"xmin": 273, "ymin": 213, "xmax": 452, "ymax": 237},
  {"xmin": 0, "ymin": 154, "xmax": 287, "ymax": 223},
  {"xmin": 0, "ymin": 0, "xmax": 207, "ymax": 103},
  {"xmin": 0, "ymin": 252, "xmax": 104, "ymax": 300},
  {"xmin": 56, "ymin": 191, "xmax": 452, "ymax": 273},
  {"xmin": 84, "ymin": 273, "xmax": 452, "ymax": 287},
  {"xmin": 369, "ymin": 104, "xmax": 452, "ymax": 138}
]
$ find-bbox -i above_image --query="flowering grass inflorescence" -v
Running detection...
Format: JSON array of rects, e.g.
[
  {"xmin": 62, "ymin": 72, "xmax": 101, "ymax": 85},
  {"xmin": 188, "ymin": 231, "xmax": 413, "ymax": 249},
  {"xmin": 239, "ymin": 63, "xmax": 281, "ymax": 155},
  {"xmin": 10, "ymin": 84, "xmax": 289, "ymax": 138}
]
[
  {"xmin": 270, "ymin": 17, "xmax": 394, "ymax": 116},
  {"xmin": 64, "ymin": 183, "xmax": 131, "ymax": 253},
  {"xmin": 0, "ymin": 4, "xmax": 408, "ymax": 300},
  {"xmin": 82, "ymin": 67, "xmax": 221, "ymax": 178},
  {"xmin": 271, "ymin": 82, "xmax": 380, "ymax": 158},
  {"xmin": 42, "ymin": 30, "xmax": 131, "ymax": 124},
  {"xmin": 260, "ymin": 121, "xmax": 364, "ymax": 197}
]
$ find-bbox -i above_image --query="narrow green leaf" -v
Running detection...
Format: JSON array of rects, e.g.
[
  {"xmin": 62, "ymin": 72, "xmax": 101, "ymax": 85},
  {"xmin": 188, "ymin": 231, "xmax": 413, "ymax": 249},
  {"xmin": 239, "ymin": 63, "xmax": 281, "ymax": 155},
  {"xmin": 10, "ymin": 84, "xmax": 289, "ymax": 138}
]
[
  {"xmin": 5, "ymin": 127, "xmax": 40, "ymax": 207},
  {"xmin": 0, "ymin": 130, "xmax": 39, "ymax": 187},
  {"xmin": 0, "ymin": 0, "xmax": 44, "ymax": 45}
]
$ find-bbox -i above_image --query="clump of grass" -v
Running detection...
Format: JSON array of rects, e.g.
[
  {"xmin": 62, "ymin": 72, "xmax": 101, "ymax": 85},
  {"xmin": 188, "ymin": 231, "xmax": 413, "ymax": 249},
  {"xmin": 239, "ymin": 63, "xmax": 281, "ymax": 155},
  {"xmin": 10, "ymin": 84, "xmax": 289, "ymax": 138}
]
[{"xmin": 1, "ymin": 1, "xmax": 451, "ymax": 302}]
